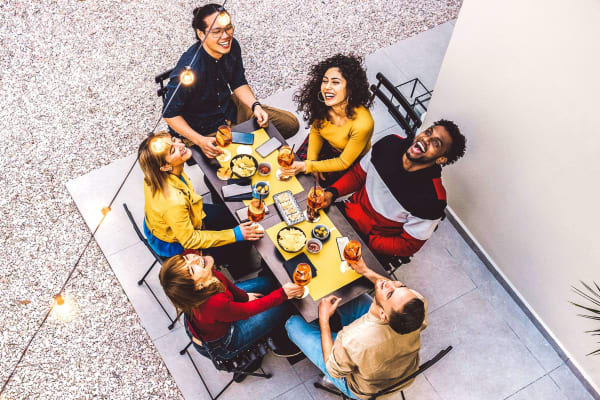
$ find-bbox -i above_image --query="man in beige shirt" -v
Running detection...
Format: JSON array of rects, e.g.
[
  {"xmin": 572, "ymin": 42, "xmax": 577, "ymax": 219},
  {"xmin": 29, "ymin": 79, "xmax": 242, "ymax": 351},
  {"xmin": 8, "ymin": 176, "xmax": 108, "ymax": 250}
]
[{"xmin": 286, "ymin": 258, "xmax": 427, "ymax": 399}]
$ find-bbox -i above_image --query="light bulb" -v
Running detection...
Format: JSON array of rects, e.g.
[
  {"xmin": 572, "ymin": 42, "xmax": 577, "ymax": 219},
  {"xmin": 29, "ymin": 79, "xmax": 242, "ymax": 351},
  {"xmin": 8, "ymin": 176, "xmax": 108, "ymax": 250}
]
[
  {"xmin": 150, "ymin": 137, "xmax": 168, "ymax": 154},
  {"xmin": 51, "ymin": 293, "xmax": 77, "ymax": 322},
  {"xmin": 216, "ymin": 11, "xmax": 231, "ymax": 26},
  {"xmin": 101, "ymin": 206, "xmax": 111, "ymax": 216},
  {"xmin": 179, "ymin": 67, "xmax": 195, "ymax": 86}
]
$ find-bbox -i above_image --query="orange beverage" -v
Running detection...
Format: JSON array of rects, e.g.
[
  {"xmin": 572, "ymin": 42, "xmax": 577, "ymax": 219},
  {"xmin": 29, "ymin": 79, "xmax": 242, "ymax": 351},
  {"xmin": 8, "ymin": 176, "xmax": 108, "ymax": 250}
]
[
  {"xmin": 277, "ymin": 145, "xmax": 294, "ymax": 168},
  {"xmin": 293, "ymin": 263, "xmax": 312, "ymax": 286},
  {"xmin": 343, "ymin": 240, "xmax": 362, "ymax": 262},
  {"xmin": 306, "ymin": 185, "xmax": 324, "ymax": 222},
  {"xmin": 247, "ymin": 199, "xmax": 266, "ymax": 223},
  {"xmin": 216, "ymin": 125, "xmax": 232, "ymax": 147}
]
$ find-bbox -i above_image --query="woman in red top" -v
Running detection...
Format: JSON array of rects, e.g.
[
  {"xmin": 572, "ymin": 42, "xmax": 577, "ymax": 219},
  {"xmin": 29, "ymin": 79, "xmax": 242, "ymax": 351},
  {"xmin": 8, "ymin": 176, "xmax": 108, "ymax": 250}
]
[{"xmin": 160, "ymin": 251, "xmax": 303, "ymax": 359}]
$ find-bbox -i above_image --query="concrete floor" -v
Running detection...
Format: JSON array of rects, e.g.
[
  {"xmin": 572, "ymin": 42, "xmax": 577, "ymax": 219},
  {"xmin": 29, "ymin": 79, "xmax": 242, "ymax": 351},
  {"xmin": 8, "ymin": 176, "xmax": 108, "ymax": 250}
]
[{"xmin": 66, "ymin": 22, "xmax": 593, "ymax": 400}]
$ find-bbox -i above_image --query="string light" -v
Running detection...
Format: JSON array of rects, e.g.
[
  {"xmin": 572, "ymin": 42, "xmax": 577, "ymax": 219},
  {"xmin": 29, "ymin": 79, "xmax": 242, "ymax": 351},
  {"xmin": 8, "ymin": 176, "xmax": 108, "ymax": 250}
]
[
  {"xmin": 150, "ymin": 136, "xmax": 169, "ymax": 154},
  {"xmin": 179, "ymin": 66, "xmax": 195, "ymax": 86},
  {"xmin": 51, "ymin": 293, "xmax": 77, "ymax": 322},
  {"xmin": 216, "ymin": 10, "xmax": 231, "ymax": 26}
]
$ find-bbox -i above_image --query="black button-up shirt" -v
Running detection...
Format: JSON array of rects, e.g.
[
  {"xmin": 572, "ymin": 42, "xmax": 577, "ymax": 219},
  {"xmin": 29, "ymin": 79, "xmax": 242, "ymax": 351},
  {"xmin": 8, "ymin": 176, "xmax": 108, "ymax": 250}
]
[{"xmin": 163, "ymin": 38, "xmax": 248, "ymax": 135}]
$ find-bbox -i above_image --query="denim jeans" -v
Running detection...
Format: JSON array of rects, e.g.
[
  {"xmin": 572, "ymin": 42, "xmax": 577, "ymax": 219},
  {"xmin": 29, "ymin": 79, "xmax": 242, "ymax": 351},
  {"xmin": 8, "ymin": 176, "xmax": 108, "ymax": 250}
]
[
  {"xmin": 185, "ymin": 276, "xmax": 290, "ymax": 360},
  {"xmin": 285, "ymin": 294, "xmax": 373, "ymax": 399}
]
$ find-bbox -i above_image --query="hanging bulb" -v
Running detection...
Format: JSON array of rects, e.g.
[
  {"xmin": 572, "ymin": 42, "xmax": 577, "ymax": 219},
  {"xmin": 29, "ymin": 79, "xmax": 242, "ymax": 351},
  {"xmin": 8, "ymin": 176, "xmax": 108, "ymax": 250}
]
[
  {"xmin": 216, "ymin": 10, "xmax": 231, "ymax": 26},
  {"xmin": 101, "ymin": 206, "xmax": 111, "ymax": 216},
  {"xmin": 150, "ymin": 137, "xmax": 169, "ymax": 154},
  {"xmin": 179, "ymin": 66, "xmax": 195, "ymax": 86},
  {"xmin": 51, "ymin": 293, "xmax": 77, "ymax": 322}
]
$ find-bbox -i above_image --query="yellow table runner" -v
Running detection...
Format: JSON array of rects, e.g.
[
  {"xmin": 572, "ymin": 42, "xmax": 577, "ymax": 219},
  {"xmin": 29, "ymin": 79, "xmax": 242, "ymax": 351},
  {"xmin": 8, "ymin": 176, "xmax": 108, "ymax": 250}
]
[
  {"xmin": 266, "ymin": 210, "xmax": 361, "ymax": 300},
  {"xmin": 217, "ymin": 128, "xmax": 304, "ymax": 206}
]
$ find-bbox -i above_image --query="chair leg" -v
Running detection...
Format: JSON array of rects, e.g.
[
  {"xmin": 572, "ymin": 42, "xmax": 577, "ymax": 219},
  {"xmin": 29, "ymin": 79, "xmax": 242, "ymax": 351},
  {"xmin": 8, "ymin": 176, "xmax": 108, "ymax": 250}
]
[
  {"xmin": 180, "ymin": 340, "xmax": 193, "ymax": 355},
  {"xmin": 313, "ymin": 381, "xmax": 343, "ymax": 396},
  {"xmin": 401, "ymin": 390, "xmax": 406, "ymax": 400},
  {"xmin": 137, "ymin": 259, "xmax": 158, "ymax": 285},
  {"xmin": 169, "ymin": 310, "xmax": 183, "ymax": 330}
]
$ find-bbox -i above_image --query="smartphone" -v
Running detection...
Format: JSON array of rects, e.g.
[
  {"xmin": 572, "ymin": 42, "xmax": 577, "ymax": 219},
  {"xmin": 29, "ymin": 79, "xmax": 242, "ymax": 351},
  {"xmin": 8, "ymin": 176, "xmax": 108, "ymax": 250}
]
[
  {"xmin": 256, "ymin": 137, "xmax": 282, "ymax": 158},
  {"xmin": 236, "ymin": 205, "xmax": 270, "ymax": 222},
  {"xmin": 336, "ymin": 237, "xmax": 350, "ymax": 261},
  {"xmin": 222, "ymin": 184, "xmax": 252, "ymax": 198},
  {"xmin": 232, "ymin": 131, "xmax": 254, "ymax": 145}
]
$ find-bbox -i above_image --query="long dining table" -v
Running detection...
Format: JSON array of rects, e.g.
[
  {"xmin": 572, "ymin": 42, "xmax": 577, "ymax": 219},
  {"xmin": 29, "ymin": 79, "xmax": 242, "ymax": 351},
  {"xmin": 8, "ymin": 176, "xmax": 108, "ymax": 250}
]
[{"xmin": 191, "ymin": 119, "xmax": 388, "ymax": 321}]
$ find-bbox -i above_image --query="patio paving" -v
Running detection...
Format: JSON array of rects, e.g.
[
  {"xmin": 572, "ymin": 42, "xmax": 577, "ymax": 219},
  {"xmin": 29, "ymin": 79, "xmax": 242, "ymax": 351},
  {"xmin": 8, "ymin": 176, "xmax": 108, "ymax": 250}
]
[{"xmin": 65, "ymin": 21, "xmax": 592, "ymax": 400}]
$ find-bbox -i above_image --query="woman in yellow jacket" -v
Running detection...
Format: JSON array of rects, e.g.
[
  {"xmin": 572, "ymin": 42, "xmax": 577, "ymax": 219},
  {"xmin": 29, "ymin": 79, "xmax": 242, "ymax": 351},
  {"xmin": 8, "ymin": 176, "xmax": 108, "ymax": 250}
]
[
  {"xmin": 281, "ymin": 54, "xmax": 374, "ymax": 185},
  {"xmin": 138, "ymin": 132, "xmax": 262, "ymax": 273}
]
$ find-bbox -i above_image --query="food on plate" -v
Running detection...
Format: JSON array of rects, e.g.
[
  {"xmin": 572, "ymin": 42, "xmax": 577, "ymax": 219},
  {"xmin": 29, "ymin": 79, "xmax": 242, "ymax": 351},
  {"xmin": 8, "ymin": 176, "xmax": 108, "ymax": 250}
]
[
  {"xmin": 254, "ymin": 183, "xmax": 269, "ymax": 195},
  {"xmin": 314, "ymin": 227, "xmax": 328, "ymax": 238},
  {"xmin": 258, "ymin": 164, "xmax": 271, "ymax": 175},
  {"xmin": 216, "ymin": 149, "xmax": 231, "ymax": 162},
  {"xmin": 231, "ymin": 155, "xmax": 256, "ymax": 177},
  {"xmin": 277, "ymin": 228, "xmax": 306, "ymax": 252},
  {"xmin": 217, "ymin": 166, "xmax": 232, "ymax": 180}
]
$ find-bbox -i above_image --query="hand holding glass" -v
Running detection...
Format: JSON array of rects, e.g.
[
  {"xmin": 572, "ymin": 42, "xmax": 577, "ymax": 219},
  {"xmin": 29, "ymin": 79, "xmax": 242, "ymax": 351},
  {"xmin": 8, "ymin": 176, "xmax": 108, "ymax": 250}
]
[
  {"xmin": 341, "ymin": 240, "xmax": 361, "ymax": 273},
  {"xmin": 293, "ymin": 262, "xmax": 312, "ymax": 298}
]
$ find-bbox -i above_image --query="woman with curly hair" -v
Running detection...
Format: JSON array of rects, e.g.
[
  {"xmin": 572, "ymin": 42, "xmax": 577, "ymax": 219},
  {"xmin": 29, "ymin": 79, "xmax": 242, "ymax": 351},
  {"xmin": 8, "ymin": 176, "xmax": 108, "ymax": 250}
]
[{"xmin": 281, "ymin": 54, "xmax": 374, "ymax": 185}]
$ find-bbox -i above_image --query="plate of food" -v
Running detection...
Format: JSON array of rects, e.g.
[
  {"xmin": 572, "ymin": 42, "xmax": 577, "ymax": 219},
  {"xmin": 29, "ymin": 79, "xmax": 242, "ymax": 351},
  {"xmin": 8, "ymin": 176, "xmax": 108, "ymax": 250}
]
[
  {"xmin": 273, "ymin": 190, "xmax": 305, "ymax": 225},
  {"xmin": 277, "ymin": 226, "xmax": 307, "ymax": 253},
  {"xmin": 230, "ymin": 154, "xmax": 258, "ymax": 178},
  {"xmin": 216, "ymin": 166, "xmax": 232, "ymax": 180},
  {"xmin": 216, "ymin": 149, "xmax": 231, "ymax": 163}
]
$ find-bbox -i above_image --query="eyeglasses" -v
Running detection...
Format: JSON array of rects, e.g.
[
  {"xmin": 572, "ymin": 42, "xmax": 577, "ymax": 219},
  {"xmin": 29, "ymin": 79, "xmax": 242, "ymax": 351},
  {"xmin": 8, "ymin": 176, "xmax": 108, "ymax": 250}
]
[{"xmin": 207, "ymin": 24, "xmax": 234, "ymax": 38}]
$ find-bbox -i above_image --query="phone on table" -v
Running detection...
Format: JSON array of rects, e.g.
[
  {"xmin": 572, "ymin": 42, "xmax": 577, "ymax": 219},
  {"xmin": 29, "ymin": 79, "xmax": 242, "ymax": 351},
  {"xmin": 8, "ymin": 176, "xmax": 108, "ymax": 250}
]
[
  {"xmin": 336, "ymin": 237, "xmax": 350, "ymax": 261},
  {"xmin": 222, "ymin": 184, "xmax": 252, "ymax": 198},
  {"xmin": 236, "ymin": 205, "xmax": 270, "ymax": 222},
  {"xmin": 256, "ymin": 137, "xmax": 282, "ymax": 158},
  {"xmin": 232, "ymin": 131, "xmax": 254, "ymax": 145}
]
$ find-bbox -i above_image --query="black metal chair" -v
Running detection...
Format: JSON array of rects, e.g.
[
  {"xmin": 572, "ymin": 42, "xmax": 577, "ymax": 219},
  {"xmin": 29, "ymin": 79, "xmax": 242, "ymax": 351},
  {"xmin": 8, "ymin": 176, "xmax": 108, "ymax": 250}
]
[
  {"xmin": 314, "ymin": 346, "xmax": 453, "ymax": 400},
  {"xmin": 123, "ymin": 203, "xmax": 182, "ymax": 330},
  {"xmin": 370, "ymin": 72, "xmax": 433, "ymax": 139},
  {"xmin": 155, "ymin": 68, "xmax": 174, "ymax": 103},
  {"xmin": 179, "ymin": 317, "xmax": 273, "ymax": 400}
]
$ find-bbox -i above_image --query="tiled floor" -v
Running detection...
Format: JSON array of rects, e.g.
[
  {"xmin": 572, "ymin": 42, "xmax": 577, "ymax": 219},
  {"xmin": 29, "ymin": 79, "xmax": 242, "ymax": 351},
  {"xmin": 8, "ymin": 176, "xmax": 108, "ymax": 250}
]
[{"xmin": 67, "ymin": 22, "xmax": 593, "ymax": 400}]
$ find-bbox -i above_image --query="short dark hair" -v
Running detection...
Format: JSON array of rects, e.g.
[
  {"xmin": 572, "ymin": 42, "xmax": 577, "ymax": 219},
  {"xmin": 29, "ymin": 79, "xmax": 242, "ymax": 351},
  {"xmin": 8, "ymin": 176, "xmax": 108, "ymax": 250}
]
[
  {"xmin": 388, "ymin": 298, "xmax": 425, "ymax": 334},
  {"xmin": 433, "ymin": 119, "xmax": 466, "ymax": 165},
  {"xmin": 192, "ymin": 4, "xmax": 227, "ymax": 40}
]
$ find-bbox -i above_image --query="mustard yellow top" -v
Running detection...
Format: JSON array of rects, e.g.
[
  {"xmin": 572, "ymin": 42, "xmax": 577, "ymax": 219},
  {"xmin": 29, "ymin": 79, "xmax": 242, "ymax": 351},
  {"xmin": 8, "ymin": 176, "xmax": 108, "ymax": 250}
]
[
  {"xmin": 304, "ymin": 106, "xmax": 374, "ymax": 174},
  {"xmin": 144, "ymin": 172, "xmax": 236, "ymax": 250}
]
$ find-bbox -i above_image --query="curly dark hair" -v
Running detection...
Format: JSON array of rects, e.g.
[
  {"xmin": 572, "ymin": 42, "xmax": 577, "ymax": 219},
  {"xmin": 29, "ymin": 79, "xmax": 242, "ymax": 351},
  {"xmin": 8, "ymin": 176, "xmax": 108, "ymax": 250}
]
[
  {"xmin": 433, "ymin": 119, "xmax": 466, "ymax": 165},
  {"xmin": 294, "ymin": 54, "xmax": 371, "ymax": 129}
]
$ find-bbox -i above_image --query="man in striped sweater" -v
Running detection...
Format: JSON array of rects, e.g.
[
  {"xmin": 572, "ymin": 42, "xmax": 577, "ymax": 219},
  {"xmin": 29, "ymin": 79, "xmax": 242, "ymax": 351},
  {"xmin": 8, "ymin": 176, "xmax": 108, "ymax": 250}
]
[{"xmin": 322, "ymin": 119, "xmax": 466, "ymax": 262}]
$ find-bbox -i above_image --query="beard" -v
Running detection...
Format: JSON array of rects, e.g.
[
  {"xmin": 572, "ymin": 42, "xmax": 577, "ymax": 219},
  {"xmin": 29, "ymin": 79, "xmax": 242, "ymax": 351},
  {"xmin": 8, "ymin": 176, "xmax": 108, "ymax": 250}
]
[{"xmin": 405, "ymin": 149, "xmax": 435, "ymax": 165}]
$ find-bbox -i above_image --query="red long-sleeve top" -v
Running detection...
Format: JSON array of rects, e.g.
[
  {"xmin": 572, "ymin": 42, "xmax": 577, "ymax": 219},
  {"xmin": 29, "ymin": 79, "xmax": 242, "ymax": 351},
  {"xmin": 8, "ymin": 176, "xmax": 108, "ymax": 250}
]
[{"xmin": 190, "ymin": 270, "xmax": 287, "ymax": 341}]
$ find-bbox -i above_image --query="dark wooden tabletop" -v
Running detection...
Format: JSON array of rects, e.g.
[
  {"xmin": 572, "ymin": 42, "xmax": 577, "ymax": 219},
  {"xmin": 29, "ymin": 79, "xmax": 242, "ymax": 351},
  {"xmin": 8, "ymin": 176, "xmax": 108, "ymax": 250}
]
[{"xmin": 192, "ymin": 119, "xmax": 387, "ymax": 321}]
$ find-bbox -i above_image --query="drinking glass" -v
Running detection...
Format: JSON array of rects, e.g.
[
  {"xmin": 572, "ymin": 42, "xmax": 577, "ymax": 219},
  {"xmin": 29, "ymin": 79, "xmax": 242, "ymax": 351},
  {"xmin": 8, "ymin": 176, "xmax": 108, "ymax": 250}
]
[
  {"xmin": 247, "ymin": 198, "xmax": 266, "ymax": 232},
  {"xmin": 216, "ymin": 125, "xmax": 232, "ymax": 147},
  {"xmin": 276, "ymin": 145, "xmax": 294, "ymax": 181},
  {"xmin": 340, "ymin": 240, "xmax": 361, "ymax": 273},
  {"xmin": 293, "ymin": 262, "xmax": 312, "ymax": 298},
  {"xmin": 306, "ymin": 185, "xmax": 325, "ymax": 223}
]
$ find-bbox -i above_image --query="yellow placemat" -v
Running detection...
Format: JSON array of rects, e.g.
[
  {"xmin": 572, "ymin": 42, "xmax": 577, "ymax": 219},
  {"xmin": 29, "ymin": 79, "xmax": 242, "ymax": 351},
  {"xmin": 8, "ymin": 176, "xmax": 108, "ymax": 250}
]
[
  {"xmin": 217, "ymin": 128, "xmax": 304, "ymax": 206},
  {"xmin": 266, "ymin": 210, "xmax": 361, "ymax": 300}
]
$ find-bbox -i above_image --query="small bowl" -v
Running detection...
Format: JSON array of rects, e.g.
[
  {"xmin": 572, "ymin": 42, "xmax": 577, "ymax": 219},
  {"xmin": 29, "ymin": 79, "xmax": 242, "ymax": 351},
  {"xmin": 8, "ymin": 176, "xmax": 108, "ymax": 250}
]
[
  {"xmin": 311, "ymin": 224, "xmax": 330, "ymax": 242},
  {"xmin": 306, "ymin": 238, "xmax": 323, "ymax": 254},
  {"xmin": 258, "ymin": 162, "xmax": 272, "ymax": 176},
  {"xmin": 252, "ymin": 181, "xmax": 270, "ymax": 198}
]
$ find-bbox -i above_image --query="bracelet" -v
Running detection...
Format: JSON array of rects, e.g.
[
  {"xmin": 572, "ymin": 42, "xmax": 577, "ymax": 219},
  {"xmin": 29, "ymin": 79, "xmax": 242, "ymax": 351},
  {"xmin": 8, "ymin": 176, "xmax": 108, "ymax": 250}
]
[{"xmin": 251, "ymin": 101, "xmax": 261, "ymax": 112}]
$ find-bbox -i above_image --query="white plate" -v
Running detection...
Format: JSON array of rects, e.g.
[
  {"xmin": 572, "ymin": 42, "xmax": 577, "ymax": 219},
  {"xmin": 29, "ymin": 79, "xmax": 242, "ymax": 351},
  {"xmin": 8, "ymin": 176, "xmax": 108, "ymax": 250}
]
[{"xmin": 236, "ymin": 145, "xmax": 252, "ymax": 155}]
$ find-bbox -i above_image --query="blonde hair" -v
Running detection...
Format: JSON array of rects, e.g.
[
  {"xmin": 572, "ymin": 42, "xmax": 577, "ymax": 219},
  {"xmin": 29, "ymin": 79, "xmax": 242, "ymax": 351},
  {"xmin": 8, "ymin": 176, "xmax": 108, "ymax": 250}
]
[
  {"xmin": 138, "ymin": 131, "xmax": 173, "ymax": 197},
  {"xmin": 159, "ymin": 254, "xmax": 225, "ymax": 318}
]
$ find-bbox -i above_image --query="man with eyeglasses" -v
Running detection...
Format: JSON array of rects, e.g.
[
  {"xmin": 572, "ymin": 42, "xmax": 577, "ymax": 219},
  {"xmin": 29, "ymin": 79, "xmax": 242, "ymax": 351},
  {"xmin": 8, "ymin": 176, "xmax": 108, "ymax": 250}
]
[
  {"xmin": 163, "ymin": 4, "xmax": 299, "ymax": 159},
  {"xmin": 321, "ymin": 120, "xmax": 467, "ymax": 264}
]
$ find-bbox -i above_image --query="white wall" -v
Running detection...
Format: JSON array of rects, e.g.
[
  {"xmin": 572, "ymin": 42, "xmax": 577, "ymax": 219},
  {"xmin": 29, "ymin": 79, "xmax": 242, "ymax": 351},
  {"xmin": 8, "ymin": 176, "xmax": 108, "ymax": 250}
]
[{"xmin": 425, "ymin": 0, "xmax": 600, "ymax": 392}]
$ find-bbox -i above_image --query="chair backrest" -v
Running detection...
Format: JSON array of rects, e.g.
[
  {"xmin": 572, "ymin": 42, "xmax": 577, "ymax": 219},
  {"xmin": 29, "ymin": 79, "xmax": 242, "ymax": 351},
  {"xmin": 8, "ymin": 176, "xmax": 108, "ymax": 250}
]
[
  {"xmin": 122, "ymin": 203, "xmax": 164, "ymax": 264},
  {"xmin": 370, "ymin": 72, "xmax": 423, "ymax": 139},
  {"xmin": 155, "ymin": 68, "xmax": 174, "ymax": 102},
  {"xmin": 367, "ymin": 346, "xmax": 453, "ymax": 399}
]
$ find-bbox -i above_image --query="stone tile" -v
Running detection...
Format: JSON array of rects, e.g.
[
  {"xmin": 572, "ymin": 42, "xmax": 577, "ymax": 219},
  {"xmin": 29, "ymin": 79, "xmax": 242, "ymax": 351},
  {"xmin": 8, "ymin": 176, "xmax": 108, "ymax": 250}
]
[
  {"xmin": 482, "ymin": 279, "xmax": 563, "ymax": 372},
  {"xmin": 382, "ymin": 21, "xmax": 455, "ymax": 91},
  {"xmin": 401, "ymin": 375, "xmax": 442, "ymax": 400},
  {"xmin": 303, "ymin": 375, "xmax": 344, "ymax": 400},
  {"xmin": 395, "ymin": 240, "xmax": 475, "ymax": 313},
  {"xmin": 421, "ymin": 289, "xmax": 546, "ymax": 400},
  {"xmin": 507, "ymin": 376, "xmax": 567, "ymax": 400},
  {"xmin": 550, "ymin": 364, "xmax": 595, "ymax": 400},
  {"xmin": 262, "ymin": 85, "xmax": 311, "ymax": 149},
  {"xmin": 273, "ymin": 383, "xmax": 313, "ymax": 400},
  {"xmin": 433, "ymin": 218, "xmax": 495, "ymax": 287},
  {"xmin": 292, "ymin": 357, "xmax": 321, "ymax": 382},
  {"xmin": 106, "ymin": 242, "xmax": 179, "ymax": 340}
]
